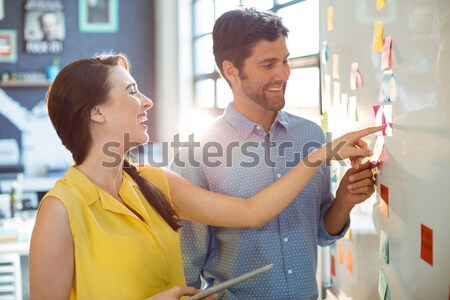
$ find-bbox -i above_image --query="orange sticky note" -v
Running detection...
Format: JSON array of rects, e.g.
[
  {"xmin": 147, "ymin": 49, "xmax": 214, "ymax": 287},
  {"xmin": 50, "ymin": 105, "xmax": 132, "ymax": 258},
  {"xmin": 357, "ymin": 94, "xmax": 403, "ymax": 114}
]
[
  {"xmin": 372, "ymin": 21, "xmax": 384, "ymax": 52},
  {"xmin": 331, "ymin": 255, "xmax": 336, "ymax": 277},
  {"xmin": 327, "ymin": 6, "xmax": 334, "ymax": 31},
  {"xmin": 420, "ymin": 224, "xmax": 433, "ymax": 266},
  {"xmin": 380, "ymin": 184, "xmax": 389, "ymax": 217},
  {"xmin": 377, "ymin": 0, "xmax": 386, "ymax": 10},
  {"xmin": 346, "ymin": 247, "xmax": 353, "ymax": 274},
  {"xmin": 338, "ymin": 241, "xmax": 344, "ymax": 264}
]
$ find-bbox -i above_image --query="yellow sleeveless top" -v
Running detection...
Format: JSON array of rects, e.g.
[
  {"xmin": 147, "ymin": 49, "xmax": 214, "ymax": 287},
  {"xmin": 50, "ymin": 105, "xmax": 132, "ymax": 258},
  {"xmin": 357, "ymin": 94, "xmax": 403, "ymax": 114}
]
[{"xmin": 42, "ymin": 165, "xmax": 185, "ymax": 300}]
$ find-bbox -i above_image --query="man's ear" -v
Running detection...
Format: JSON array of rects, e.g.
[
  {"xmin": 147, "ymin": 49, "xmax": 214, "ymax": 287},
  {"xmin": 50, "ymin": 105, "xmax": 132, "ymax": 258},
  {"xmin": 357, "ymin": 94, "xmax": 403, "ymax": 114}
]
[
  {"xmin": 222, "ymin": 60, "xmax": 239, "ymax": 83},
  {"xmin": 90, "ymin": 106, "xmax": 105, "ymax": 123}
]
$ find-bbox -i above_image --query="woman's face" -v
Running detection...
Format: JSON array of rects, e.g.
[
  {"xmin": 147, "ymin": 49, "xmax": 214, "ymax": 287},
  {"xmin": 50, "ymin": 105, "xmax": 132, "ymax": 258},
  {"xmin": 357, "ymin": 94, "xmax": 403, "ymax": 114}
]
[{"xmin": 96, "ymin": 65, "xmax": 153, "ymax": 151}]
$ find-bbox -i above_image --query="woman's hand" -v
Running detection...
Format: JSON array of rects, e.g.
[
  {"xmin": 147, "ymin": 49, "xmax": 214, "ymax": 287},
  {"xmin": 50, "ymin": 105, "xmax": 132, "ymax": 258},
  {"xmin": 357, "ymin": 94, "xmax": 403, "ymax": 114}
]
[
  {"xmin": 145, "ymin": 286, "xmax": 217, "ymax": 300},
  {"xmin": 316, "ymin": 124, "xmax": 386, "ymax": 168}
]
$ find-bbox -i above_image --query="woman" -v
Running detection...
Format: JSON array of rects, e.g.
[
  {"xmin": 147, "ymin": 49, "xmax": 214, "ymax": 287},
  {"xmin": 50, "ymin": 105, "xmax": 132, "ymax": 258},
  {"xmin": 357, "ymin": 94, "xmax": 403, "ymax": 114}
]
[{"xmin": 29, "ymin": 53, "xmax": 382, "ymax": 300}]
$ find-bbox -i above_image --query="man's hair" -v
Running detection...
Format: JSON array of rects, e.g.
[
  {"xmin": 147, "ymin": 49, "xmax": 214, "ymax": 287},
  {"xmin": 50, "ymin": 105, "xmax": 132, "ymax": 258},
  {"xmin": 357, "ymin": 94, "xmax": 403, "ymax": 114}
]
[{"xmin": 213, "ymin": 8, "xmax": 289, "ymax": 85}]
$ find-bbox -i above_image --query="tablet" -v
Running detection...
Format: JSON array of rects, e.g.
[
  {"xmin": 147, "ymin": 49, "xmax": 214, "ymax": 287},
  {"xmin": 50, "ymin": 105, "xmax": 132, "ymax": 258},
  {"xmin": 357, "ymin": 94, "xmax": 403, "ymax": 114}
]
[{"xmin": 188, "ymin": 264, "xmax": 273, "ymax": 300}]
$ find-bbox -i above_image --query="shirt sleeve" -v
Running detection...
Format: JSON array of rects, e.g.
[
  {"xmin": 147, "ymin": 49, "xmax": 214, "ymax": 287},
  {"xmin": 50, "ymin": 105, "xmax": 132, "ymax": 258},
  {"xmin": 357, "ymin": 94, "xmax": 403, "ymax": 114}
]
[
  {"xmin": 317, "ymin": 163, "xmax": 351, "ymax": 246},
  {"xmin": 315, "ymin": 129, "xmax": 350, "ymax": 246},
  {"xmin": 169, "ymin": 149, "xmax": 213, "ymax": 288}
]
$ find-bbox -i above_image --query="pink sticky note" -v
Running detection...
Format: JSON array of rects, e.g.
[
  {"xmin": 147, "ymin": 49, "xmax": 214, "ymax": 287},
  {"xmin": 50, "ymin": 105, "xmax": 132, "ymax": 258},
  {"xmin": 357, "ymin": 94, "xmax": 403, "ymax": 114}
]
[
  {"xmin": 371, "ymin": 135, "xmax": 385, "ymax": 165},
  {"xmin": 351, "ymin": 62, "xmax": 363, "ymax": 90},
  {"xmin": 332, "ymin": 54, "xmax": 339, "ymax": 79},
  {"xmin": 373, "ymin": 105, "xmax": 393, "ymax": 136},
  {"xmin": 381, "ymin": 36, "xmax": 396, "ymax": 70}
]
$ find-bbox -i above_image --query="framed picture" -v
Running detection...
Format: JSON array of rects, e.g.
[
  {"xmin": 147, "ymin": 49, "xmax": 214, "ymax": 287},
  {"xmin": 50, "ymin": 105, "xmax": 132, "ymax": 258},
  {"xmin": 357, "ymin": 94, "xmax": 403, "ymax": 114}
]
[
  {"xmin": 79, "ymin": 0, "xmax": 119, "ymax": 33},
  {"xmin": 0, "ymin": 30, "xmax": 17, "ymax": 63}
]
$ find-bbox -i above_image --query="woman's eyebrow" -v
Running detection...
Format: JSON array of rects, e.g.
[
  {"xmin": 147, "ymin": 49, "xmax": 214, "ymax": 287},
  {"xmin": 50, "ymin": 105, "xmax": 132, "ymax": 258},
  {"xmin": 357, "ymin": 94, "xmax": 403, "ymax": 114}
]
[{"xmin": 125, "ymin": 82, "xmax": 136, "ymax": 91}]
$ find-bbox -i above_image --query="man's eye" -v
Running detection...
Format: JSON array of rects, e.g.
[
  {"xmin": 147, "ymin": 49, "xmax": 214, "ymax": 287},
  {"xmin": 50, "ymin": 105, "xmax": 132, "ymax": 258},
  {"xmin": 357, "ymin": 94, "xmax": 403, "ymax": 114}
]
[{"xmin": 130, "ymin": 90, "xmax": 137, "ymax": 95}]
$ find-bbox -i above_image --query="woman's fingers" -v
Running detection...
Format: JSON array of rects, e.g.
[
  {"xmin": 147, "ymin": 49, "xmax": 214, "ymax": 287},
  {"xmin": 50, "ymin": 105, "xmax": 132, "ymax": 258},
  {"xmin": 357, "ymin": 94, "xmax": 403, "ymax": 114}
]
[{"xmin": 353, "ymin": 124, "xmax": 386, "ymax": 139}]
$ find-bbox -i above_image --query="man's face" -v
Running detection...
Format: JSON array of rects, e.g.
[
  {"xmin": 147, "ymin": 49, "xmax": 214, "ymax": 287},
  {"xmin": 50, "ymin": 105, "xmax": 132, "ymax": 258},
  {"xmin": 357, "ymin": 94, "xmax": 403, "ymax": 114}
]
[
  {"xmin": 235, "ymin": 35, "xmax": 291, "ymax": 112},
  {"xmin": 41, "ymin": 13, "xmax": 59, "ymax": 40}
]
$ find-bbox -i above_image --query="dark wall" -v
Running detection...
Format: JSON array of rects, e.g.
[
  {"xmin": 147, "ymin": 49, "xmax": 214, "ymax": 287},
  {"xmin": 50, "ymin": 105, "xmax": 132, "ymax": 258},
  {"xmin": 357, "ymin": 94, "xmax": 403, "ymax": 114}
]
[{"xmin": 0, "ymin": 0, "xmax": 156, "ymax": 141}]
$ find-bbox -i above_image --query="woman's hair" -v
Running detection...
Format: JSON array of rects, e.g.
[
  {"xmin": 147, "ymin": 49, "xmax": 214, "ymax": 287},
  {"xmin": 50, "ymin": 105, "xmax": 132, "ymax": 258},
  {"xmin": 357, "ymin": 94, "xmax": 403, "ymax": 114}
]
[
  {"xmin": 46, "ymin": 53, "xmax": 181, "ymax": 231},
  {"xmin": 213, "ymin": 8, "xmax": 289, "ymax": 85}
]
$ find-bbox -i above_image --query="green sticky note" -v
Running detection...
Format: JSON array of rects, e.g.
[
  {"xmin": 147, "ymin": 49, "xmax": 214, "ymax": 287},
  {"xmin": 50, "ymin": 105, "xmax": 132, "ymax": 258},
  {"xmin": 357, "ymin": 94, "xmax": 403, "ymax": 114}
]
[
  {"xmin": 379, "ymin": 230, "xmax": 389, "ymax": 264},
  {"xmin": 378, "ymin": 268, "xmax": 388, "ymax": 300},
  {"xmin": 321, "ymin": 111, "xmax": 329, "ymax": 132}
]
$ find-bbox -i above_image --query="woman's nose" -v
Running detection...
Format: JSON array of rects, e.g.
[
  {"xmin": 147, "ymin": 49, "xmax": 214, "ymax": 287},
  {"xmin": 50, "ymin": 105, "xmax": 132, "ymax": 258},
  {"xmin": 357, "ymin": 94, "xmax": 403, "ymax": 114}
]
[{"xmin": 141, "ymin": 95, "xmax": 153, "ymax": 111}]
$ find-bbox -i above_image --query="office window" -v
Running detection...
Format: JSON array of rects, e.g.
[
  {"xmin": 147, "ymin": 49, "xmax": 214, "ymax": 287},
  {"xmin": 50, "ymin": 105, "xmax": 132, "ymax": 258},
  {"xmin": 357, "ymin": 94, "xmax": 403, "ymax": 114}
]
[{"xmin": 191, "ymin": 0, "xmax": 320, "ymax": 120}]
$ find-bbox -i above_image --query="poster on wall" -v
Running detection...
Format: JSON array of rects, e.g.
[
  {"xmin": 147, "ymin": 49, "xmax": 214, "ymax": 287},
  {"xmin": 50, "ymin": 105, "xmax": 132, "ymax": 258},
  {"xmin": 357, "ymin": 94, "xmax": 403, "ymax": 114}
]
[
  {"xmin": 0, "ymin": 30, "xmax": 17, "ymax": 63},
  {"xmin": 23, "ymin": 0, "xmax": 65, "ymax": 54}
]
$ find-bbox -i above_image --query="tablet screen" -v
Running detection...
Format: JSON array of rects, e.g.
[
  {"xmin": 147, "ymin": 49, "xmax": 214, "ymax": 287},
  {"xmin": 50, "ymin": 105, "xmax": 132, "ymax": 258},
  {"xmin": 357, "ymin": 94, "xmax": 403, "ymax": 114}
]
[{"xmin": 188, "ymin": 264, "xmax": 273, "ymax": 300}]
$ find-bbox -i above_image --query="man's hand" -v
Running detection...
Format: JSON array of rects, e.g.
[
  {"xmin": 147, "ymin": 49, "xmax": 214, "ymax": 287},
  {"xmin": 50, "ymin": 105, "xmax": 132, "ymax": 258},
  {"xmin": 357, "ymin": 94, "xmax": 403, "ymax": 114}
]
[
  {"xmin": 336, "ymin": 160, "xmax": 377, "ymax": 208},
  {"xmin": 324, "ymin": 160, "xmax": 377, "ymax": 235}
]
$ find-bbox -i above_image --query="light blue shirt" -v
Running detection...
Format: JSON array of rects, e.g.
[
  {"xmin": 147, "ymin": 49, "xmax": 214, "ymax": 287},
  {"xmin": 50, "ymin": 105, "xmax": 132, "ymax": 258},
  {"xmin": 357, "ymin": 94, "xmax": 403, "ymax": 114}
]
[{"xmin": 170, "ymin": 104, "xmax": 349, "ymax": 300}]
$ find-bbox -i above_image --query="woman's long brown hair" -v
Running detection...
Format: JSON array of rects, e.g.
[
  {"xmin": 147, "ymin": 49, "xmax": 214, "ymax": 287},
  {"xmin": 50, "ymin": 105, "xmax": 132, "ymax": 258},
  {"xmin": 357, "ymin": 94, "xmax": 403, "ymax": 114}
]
[{"xmin": 46, "ymin": 53, "xmax": 181, "ymax": 231}]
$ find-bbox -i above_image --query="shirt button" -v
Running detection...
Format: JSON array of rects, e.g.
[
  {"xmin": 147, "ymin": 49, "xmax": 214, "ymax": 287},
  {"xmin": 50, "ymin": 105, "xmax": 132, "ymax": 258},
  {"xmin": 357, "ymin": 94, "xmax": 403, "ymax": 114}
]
[
  {"xmin": 283, "ymin": 237, "xmax": 289, "ymax": 242},
  {"xmin": 256, "ymin": 125, "xmax": 261, "ymax": 130},
  {"xmin": 277, "ymin": 173, "xmax": 282, "ymax": 178},
  {"xmin": 287, "ymin": 269, "xmax": 293, "ymax": 274}
]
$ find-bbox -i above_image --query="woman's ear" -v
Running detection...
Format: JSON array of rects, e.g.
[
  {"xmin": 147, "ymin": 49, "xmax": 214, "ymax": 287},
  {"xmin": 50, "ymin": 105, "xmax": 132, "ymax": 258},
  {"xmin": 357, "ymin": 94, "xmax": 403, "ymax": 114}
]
[
  {"xmin": 90, "ymin": 106, "xmax": 105, "ymax": 123},
  {"xmin": 222, "ymin": 60, "xmax": 239, "ymax": 83}
]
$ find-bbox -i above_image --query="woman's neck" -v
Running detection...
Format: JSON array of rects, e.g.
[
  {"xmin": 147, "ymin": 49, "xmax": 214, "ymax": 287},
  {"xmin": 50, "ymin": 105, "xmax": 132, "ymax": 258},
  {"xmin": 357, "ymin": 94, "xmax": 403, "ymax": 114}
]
[{"xmin": 75, "ymin": 147, "xmax": 124, "ymax": 198}]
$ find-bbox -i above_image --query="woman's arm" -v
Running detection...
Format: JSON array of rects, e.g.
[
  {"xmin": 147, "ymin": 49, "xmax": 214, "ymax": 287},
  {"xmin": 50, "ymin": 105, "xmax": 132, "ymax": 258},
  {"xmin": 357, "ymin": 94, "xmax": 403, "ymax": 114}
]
[
  {"xmin": 167, "ymin": 126, "xmax": 383, "ymax": 228},
  {"xmin": 29, "ymin": 196, "xmax": 74, "ymax": 300}
]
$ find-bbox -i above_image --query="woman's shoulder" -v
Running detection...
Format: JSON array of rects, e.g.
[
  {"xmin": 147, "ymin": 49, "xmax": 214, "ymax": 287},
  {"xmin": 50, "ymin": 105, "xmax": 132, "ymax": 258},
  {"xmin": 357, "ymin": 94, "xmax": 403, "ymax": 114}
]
[{"xmin": 136, "ymin": 164, "xmax": 170, "ymax": 194}]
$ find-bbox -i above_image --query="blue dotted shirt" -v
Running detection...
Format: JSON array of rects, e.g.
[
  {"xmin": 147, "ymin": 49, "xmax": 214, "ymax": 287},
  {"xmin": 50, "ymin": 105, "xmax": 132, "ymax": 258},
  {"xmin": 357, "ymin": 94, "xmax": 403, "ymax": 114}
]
[{"xmin": 170, "ymin": 104, "xmax": 349, "ymax": 300}]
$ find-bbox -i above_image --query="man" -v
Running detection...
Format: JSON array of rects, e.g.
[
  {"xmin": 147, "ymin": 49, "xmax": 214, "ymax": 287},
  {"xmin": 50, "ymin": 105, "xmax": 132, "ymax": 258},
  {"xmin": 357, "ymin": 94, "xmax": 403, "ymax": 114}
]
[
  {"xmin": 39, "ymin": 11, "xmax": 61, "ymax": 41},
  {"xmin": 171, "ymin": 8, "xmax": 376, "ymax": 300}
]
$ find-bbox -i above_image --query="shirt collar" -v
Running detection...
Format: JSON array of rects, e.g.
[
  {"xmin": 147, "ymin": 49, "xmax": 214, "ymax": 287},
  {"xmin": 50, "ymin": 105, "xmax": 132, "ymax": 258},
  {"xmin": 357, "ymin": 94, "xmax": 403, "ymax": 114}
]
[
  {"xmin": 62, "ymin": 166, "xmax": 101, "ymax": 206},
  {"xmin": 223, "ymin": 103, "xmax": 289, "ymax": 139}
]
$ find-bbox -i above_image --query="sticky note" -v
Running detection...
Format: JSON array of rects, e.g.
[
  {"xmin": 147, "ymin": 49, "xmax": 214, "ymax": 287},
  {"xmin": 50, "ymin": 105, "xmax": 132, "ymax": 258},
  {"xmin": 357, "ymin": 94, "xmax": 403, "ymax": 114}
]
[
  {"xmin": 379, "ymin": 70, "xmax": 397, "ymax": 102},
  {"xmin": 350, "ymin": 62, "xmax": 362, "ymax": 90},
  {"xmin": 341, "ymin": 93, "xmax": 348, "ymax": 115},
  {"xmin": 379, "ymin": 230, "xmax": 389, "ymax": 264},
  {"xmin": 372, "ymin": 21, "xmax": 384, "ymax": 52},
  {"xmin": 327, "ymin": 6, "xmax": 334, "ymax": 31},
  {"xmin": 344, "ymin": 227, "xmax": 352, "ymax": 240},
  {"xmin": 333, "ymin": 81, "xmax": 340, "ymax": 106},
  {"xmin": 321, "ymin": 41, "xmax": 330, "ymax": 64},
  {"xmin": 331, "ymin": 254, "xmax": 336, "ymax": 277},
  {"xmin": 332, "ymin": 54, "xmax": 339, "ymax": 79},
  {"xmin": 338, "ymin": 241, "xmax": 344, "ymax": 264},
  {"xmin": 420, "ymin": 224, "xmax": 433, "ymax": 266},
  {"xmin": 381, "ymin": 36, "xmax": 396, "ymax": 70},
  {"xmin": 377, "ymin": 0, "xmax": 386, "ymax": 10},
  {"xmin": 349, "ymin": 96, "xmax": 357, "ymax": 121},
  {"xmin": 371, "ymin": 136, "xmax": 384, "ymax": 165},
  {"xmin": 373, "ymin": 105, "xmax": 393, "ymax": 136},
  {"xmin": 346, "ymin": 247, "xmax": 353, "ymax": 274},
  {"xmin": 321, "ymin": 111, "xmax": 329, "ymax": 132},
  {"xmin": 378, "ymin": 269, "xmax": 388, "ymax": 300},
  {"xmin": 380, "ymin": 183, "xmax": 389, "ymax": 217}
]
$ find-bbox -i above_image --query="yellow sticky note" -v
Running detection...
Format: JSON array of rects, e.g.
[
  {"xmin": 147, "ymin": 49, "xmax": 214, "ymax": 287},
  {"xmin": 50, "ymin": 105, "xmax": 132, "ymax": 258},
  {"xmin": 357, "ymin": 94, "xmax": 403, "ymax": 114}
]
[
  {"xmin": 344, "ymin": 227, "xmax": 352, "ymax": 240},
  {"xmin": 372, "ymin": 21, "xmax": 384, "ymax": 52},
  {"xmin": 377, "ymin": 0, "xmax": 386, "ymax": 10},
  {"xmin": 327, "ymin": 6, "xmax": 334, "ymax": 31}
]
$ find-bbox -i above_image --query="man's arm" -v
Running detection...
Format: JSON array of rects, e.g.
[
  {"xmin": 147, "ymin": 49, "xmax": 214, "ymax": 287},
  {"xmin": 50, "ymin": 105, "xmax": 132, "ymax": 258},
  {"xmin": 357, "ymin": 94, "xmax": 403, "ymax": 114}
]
[{"xmin": 324, "ymin": 161, "xmax": 376, "ymax": 235}]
